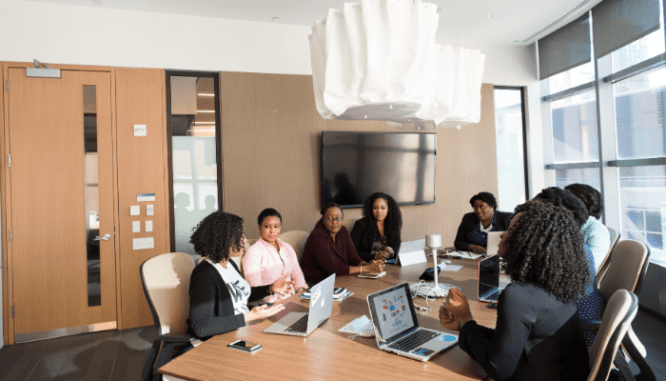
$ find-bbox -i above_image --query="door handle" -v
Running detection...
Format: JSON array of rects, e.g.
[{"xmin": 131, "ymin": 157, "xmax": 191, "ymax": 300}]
[{"xmin": 94, "ymin": 234, "xmax": 111, "ymax": 241}]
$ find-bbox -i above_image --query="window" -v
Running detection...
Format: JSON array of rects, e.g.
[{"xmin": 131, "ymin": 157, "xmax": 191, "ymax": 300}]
[
  {"xmin": 166, "ymin": 72, "xmax": 222, "ymax": 256},
  {"xmin": 494, "ymin": 87, "xmax": 528, "ymax": 211}
]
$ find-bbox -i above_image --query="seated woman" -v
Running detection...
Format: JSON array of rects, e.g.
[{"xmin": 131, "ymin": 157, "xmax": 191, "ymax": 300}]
[
  {"xmin": 187, "ymin": 211, "xmax": 292, "ymax": 340},
  {"xmin": 440, "ymin": 201, "xmax": 590, "ymax": 381},
  {"xmin": 454, "ymin": 192, "xmax": 512, "ymax": 254},
  {"xmin": 300, "ymin": 202, "xmax": 384, "ymax": 285},
  {"xmin": 534, "ymin": 187, "xmax": 606, "ymax": 334},
  {"xmin": 565, "ymin": 183, "xmax": 611, "ymax": 272},
  {"xmin": 350, "ymin": 192, "xmax": 402, "ymax": 263},
  {"xmin": 242, "ymin": 208, "xmax": 308, "ymax": 301}
]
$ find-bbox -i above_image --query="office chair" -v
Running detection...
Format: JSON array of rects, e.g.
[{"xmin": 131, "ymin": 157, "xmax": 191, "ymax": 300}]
[
  {"xmin": 141, "ymin": 253, "xmax": 197, "ymax": 381},
  {"xmin": 595, "ymin": 227, "xmax": 620, "ymax": 287},
  {"xmin": 279, "ymin": 230, "xmax": 309, "ymax": 262},
  {"xmin": 587, "ymin": 290, "xmax": 639, "ymax": 381},
  {"xmin": 584, "ymin": 240, "xmax": 655, "ymax": 380}
]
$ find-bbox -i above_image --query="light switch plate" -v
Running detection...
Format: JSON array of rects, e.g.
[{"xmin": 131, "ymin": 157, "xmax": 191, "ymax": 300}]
[
  {"xmin": 145, "ymin": 220, "xmax": 153, "ymax": 232},
  {"xmin": 132, "ymin": 221, "xmax": 141, "ymax": 233}
]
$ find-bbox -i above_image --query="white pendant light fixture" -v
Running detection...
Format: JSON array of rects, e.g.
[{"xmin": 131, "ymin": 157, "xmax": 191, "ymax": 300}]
[{"xmin": 309, "ymin": 0, "xmax": 485, "ymax": 130}]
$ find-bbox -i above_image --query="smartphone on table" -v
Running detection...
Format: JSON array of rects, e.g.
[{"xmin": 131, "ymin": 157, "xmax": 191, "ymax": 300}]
[{"xmin": 228, "ymin": 340, "xmax": 262, "ymax": 353}]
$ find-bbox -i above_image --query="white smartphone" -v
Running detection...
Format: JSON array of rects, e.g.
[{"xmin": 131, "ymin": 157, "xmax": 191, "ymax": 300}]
[{"xmin": 228, "ymin": 339, "xmax": 262, "ymax": 353}]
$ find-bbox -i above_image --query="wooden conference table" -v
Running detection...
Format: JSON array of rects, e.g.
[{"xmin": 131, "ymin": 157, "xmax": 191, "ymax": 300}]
[{"xmin": 160, "ymin": 257, "xmax": 499, "ymax": 381}]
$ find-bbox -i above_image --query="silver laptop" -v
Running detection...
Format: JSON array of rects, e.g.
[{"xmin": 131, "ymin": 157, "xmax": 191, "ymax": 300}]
[
  {"xmin": 396, "ymin": 239, "xmax": 426, "ymax": 266},
  {"xmin": 263, "ymin": 273, "xmax": 335, "ymax": 337},
  {"xmin": 486, "ymin": 232, "xmax": 502, "ymax": 256},
  {"xmin": 477, "ymin": 255, "xmax": 505, "ymax": 303},
  {"xmin": 367, "ymin": 283, "xmax": 458, "ymax": 361}
]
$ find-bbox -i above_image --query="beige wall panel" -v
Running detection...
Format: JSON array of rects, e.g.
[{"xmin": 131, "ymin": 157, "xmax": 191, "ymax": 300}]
[
  {"xmin": 221, "ymin": 72, "xmax": 498, "ymax": 247},
  {"xmin": 115, "ymin": 68, "xmax": 169, "ymax": 329},
  {"xmin": 1, "ymin": 64, "xmax": 9, "ymax": 344}
]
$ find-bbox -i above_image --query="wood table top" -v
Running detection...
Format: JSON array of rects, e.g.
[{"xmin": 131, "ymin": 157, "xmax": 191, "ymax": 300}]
[{"xmin": 160, "ymin": 257, "xmax": 498, "ymax": 381}]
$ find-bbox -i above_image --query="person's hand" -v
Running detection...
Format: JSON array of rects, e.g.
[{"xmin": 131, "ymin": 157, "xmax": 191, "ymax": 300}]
[
  {"xmin": 439, "ymin": 287, "xmax": 473, "ymax": 331},
  {"xmin": 468, "ymin": 245, "xmax": 487, "ymax": 254},
  {"xmin": 364, "ymin": 260, "xmax": 385, "ymax": 274},
  {"xmin": 374, "ymin": 249, "xmax": 392, "ymax": 261},
  {"xmin": 245, "ymin": 303, "xmax": 285, "ymax": 322},
  {"xmin": 271, "ymin": 276, "xmax": 295, "ymax": 295}
]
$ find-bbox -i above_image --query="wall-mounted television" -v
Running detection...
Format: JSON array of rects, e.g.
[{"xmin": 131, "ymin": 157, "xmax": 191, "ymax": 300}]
[{"xmin": 321, "ymin": 131, "xmax": 436, "ymax": 208}]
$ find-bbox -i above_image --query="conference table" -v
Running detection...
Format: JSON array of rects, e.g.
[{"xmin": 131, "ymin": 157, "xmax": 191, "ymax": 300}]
[{"xmin": 160, "ymin": 256, "xmax": 500, "ymax": 381}]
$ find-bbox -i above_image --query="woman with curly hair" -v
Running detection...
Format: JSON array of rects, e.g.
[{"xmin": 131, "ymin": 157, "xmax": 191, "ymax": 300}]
[
  {"xmin": 440, "ymin": 201, "xmax": 590, "ymax": 381},
  {"xmin": 350, "ymin": 192, "xmax": 403, "ymax": 262},
  {"xmin": 187, "ymin": 211, "xmax": 292, "ymax": 340},
  {"xmin": 454, "ymin": 192, "xmax": 513, "ymax": 254},
  {"xmin": 565, "ymin": 183, "xmax": 611, "ymax": 272}
]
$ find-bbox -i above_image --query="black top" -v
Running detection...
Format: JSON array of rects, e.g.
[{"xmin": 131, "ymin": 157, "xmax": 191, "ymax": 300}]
[
  {"xmin": 459, "ymin": 282, "xmax": 589, "ymax": 381},
  {"xmin": 454, "ymin": 211, "xmax": 513, "ymax": 251},
  {"xmin": 350, "ymin": 217, "xmax": 401, "ymax": 262},
  {"xmin": 187, "ymin": 260, "xmax": 271, "ymax": 340}
]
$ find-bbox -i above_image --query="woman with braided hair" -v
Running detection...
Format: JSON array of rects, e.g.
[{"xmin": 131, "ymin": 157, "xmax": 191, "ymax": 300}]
[{"xmin": 439, "ymin": 200, "xmax": 590, "ymax": 381}]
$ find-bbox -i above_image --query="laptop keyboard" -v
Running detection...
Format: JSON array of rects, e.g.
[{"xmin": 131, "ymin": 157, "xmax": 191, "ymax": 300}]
[
  {"xmin": 388, "ymin": 330, "xmax": 439, "ymax": 352},
  {"xmin": 285, "ymin": 314, "xmax": 309, "ymax": 333},
  {"xmin": 481, "ymin": 288, "xmax": 501, "ymax": 302}
]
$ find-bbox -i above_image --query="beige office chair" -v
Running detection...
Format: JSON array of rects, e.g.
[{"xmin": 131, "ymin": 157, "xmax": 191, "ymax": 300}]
[
  {"xmin": 141, "ymin": 253, "xmax": 197, "ymax": 381},
  {"xmin": 279, "ymin": 230, "xmax": 309, "ymax": 262},
  {"xmin": 595, "ymin": 227, "xmax": 620, "ymax": 286},
  {"xmin": 587, "ymin": 290, "xmax": 639, "ymax": 381}
]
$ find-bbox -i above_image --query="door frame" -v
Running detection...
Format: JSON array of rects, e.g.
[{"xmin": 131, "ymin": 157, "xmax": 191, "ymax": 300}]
[{"xmin": 1, "ymin": 62, "xmax": 121, "ymax": 345}]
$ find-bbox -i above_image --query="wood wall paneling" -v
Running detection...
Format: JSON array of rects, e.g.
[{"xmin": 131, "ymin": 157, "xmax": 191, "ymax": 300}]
[
  {"xmin": 220, "ymin": 71, "xmax": 498, "ymax": 246},
  {"xmin": 115, "ymin": 68, "xmax": 169, "ymax": 329}
]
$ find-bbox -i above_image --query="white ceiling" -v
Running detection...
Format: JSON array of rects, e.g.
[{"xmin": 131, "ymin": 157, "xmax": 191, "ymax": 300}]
[{"xmin": 30, "ymin": 0, "xmax": 604, "ymax": 45}]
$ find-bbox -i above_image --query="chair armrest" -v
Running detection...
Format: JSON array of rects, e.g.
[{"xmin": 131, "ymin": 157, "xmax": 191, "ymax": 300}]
[
  {"xmin": 580, "ymin": 321, "xmax": 601, "ymax": 334},
  {"xmin": 621, "ymin": 332, "xmax": 656, "ymax": 381},
  {"xmin": 625, "ymin": 327, "xmax": 646, "ymax": 358},
  {"xmin": 158, "ymin": 333, "xmax": 196, "ymax": 343}
]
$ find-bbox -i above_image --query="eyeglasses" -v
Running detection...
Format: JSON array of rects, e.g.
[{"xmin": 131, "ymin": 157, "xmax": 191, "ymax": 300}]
[{"xmin": 325, "ymin": 216, "xmax": 343, "ymax": 223}]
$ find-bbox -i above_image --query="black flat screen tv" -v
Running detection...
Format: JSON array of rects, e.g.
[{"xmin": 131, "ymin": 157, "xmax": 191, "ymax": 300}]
[{"xmin": 321, "ymin": 131, "xmax": 436, "ymax": 208}]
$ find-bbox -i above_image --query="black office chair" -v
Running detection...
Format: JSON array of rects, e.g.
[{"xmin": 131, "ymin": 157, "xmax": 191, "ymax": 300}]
[{"xmin": 140, "ymin": 253, "xmax": 197, "ymax": 381}]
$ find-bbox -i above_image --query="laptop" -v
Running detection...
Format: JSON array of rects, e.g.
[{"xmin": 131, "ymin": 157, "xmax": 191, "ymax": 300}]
[
  {"xmin": 486, "ymin": 232, "xmax": 502, "ymax": 256},
  {"xmin": 477, "ymin": 255, "xmax": 505, "ymax": 303},
  {"xmin": 263, "ymin": 273, "xmax": 335, "ymax": 337},
  {"xmin": 396, "ymin": 239, "xmax": 427, "ymax": 266},
  {"xmin": 366, "ymin": 283, "xmax": 458, "ymax": 361}
]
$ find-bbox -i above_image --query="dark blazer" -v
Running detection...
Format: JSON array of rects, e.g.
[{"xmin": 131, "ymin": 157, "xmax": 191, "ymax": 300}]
[
  {"xmin": 454, "ymin": 211, "xmax": 512, "ymax": 251},
  {"xmin": 187, "ymin": 260, "xmax": 271, "ymax": 340},
  {"xmin": 350, "ymin": 217, "xmax": 401, "ymax": 262}
]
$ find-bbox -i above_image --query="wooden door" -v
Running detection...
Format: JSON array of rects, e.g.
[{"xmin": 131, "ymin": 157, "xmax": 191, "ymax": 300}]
[{"xmin": 6, "ymin": 67, "xmax": 116, "ymax": 340}]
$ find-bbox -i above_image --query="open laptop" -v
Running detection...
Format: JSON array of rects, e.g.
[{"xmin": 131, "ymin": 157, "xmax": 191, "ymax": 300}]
[
  {"xmin": 366, "ymin": 283, "xmax": 458, "ymax": 361},
  {"xmin": 263, "ymin": 273, "xmax": 335, "ymax": 337},
  {"xmin": 477, "ymin": 255, "xmax": 505, "ymax": 303},
  {"xmin": 486, "ymin": 231, "xmax": 502, "ymax": 256},
  {"xmin": 396, "ymin": 239, "xmax": 427, "ymax": 266}
]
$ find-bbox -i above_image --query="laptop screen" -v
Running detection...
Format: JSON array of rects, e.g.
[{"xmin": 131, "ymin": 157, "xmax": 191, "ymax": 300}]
[
  {"xmin": 368, "ymin": 283, "xmax": 418, "ymax": 342},
  {"xmin": 478, "ymin": 255, "xmax": 500, "ymax": 298}
]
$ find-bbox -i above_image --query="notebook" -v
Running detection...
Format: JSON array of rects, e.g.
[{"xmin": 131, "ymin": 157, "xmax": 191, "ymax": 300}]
[
  {"xmin": 263, "ymin": 273, "xmax": 335, "ymax": 337},
  {"xmin": 477, "ymin": 255, "xmax": 505, "ymax": 303},
  {"xmin": 366, "ymin": 283, "xmax": 458, "ymax": 361}
]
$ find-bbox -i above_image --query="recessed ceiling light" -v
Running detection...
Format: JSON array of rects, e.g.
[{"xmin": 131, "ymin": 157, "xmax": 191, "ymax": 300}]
[{"xmin": 488, "ymin": 14, "xmax": 494, "ymax": 18}]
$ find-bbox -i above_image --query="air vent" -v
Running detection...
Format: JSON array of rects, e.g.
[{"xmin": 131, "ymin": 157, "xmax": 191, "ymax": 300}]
[{"xmin": 521, "ymin": 0, "xmax": 591, "ymax": 43}]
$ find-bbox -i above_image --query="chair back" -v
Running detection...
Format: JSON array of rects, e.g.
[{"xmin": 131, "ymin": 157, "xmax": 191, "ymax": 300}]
[
  {"xmin": 279, "ymin": 230, "xmax": 309, "ymax": 262},
  {"xmin": 595, "ymin": 227, "xmax": 620, "ymax": 286},
  {"xmin": 597, "ymin": 239, "xmax": 650, "ymax": 300},
  {"xmin": 140, "ymin": 253, "xmax": 196, "ymax": 336},
  {"xmin": 588, "ymin": 290, "xmax": 638, "ymax": 381}
]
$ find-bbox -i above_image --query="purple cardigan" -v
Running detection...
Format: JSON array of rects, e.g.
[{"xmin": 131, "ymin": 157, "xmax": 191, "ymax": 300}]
[{"xmin": 300, "ymin": 219, "xmax": 364, "ymax": 284}]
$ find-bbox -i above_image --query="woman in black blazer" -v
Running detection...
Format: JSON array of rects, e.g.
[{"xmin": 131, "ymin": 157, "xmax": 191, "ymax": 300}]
[
  {"xmin": 187, "ymin": 211, "xmax": 292, "ymax": 340},
  {"xmin": 350, "ymin": 192, "xmax": 402, "ymax": 263},
  {"xmin": 454, "ymin": 192, "xmax": 512, "ymax": 254}
]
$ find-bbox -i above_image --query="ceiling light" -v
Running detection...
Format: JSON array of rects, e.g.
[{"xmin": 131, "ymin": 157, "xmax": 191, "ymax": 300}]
[
  {"xmin": 197, "ymin": 93, "xmax": 215, "ymax": 97},
  {"xmin": 309, "ymin": 0, "xmax": 485, "ymax": 129},
  {"xmin": 196, "ymin": 110, "xmax": 215, "ymax": 113},
  {"xmin": 488, "ymin": 14, "xmax": 494, "ymax": 18}
]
